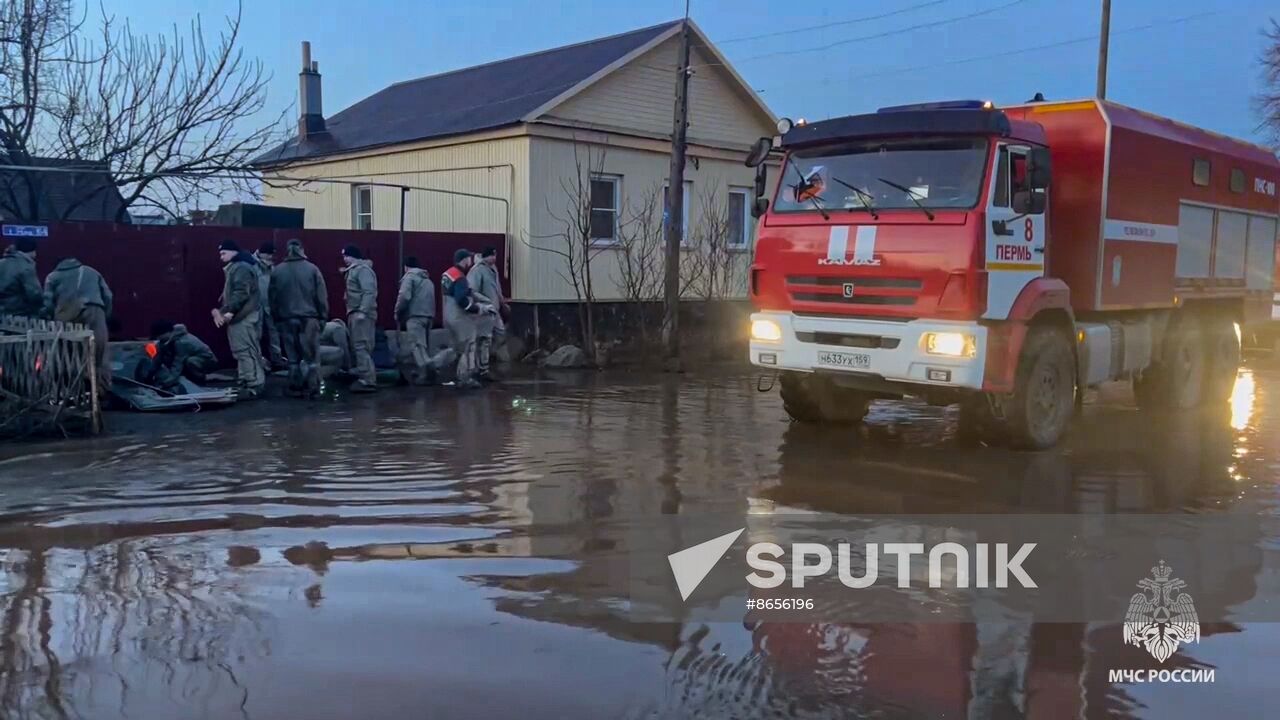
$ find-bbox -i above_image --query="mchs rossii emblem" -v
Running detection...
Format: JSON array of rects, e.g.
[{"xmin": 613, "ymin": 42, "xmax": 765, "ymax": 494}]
[{"xmin": 1123, "ymin": 561, "xmax": 1200, "ymax": 663}]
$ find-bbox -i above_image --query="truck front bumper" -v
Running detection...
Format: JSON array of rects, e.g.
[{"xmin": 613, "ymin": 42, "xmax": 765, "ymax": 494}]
[{"xmin": 748, "ymin": 311, "xmax": 989, "ymax": 392}]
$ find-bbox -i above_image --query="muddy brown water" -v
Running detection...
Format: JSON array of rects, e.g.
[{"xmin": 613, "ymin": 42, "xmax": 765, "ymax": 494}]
[{"xmin": 0, "ymin": 364, "xmax": 1276, "ymax": 718}]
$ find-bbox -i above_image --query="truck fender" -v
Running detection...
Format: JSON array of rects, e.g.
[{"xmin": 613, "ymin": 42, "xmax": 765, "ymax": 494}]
[{"xmin": 982, "ymin": 278, "xmax": 1074, "ymax": 393}]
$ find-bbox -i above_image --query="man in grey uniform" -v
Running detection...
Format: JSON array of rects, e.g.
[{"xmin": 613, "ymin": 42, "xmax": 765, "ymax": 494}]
[
  {"xmin": 213, "ymin": 240, "xmax": 264, "ymax": 398},
  {"xmin": 42, "ymin": 257, "xmax": 114, "ymax": 393},
  {"xmin": 467, "ymin": 246, "xmax": 505, "ymax": 382},
  {"xmin": 271, "ymin": 239, "xmax": 329, "ymax": 397},
  {"xmin": 395, "ymin": 256, "xmax": 436, "ymax": 385},
  {"xmin": 341, "ymin": 244, "xmax": 378, "ymax": 393}
]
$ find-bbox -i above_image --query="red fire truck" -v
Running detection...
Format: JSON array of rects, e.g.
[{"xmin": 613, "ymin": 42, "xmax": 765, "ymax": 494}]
[{"xmin": 744, "ymin": 99, "xmax": 1280, "ymax": 448}]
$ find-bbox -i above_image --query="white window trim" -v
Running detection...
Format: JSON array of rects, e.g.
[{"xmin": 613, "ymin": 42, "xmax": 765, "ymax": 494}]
[
  {"xmin": 589, "ymin": 173, "xmax": 622, "ymax": 246},
  {"xmin": 728, "ymin": 186, "xmax": 753, "ymax": 250},
  {"xmin": 352, "ymin": 185, "xmax": 374, "ymax": 231}
]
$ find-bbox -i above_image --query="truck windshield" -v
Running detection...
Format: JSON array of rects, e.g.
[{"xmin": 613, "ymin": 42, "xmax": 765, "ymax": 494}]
[{"xmin": 773, "ymin": 137, "xmax": 989, "ymax": 214}]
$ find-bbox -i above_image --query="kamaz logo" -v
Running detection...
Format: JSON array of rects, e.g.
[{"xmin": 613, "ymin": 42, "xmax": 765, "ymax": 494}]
[{"xmin": 819, "ymin": 257, "xmax": 882, "ymax": 266}]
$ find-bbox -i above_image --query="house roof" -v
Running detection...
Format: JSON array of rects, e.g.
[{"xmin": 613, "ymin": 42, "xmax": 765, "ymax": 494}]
[
  {"xmin": 0, "ymin": 157, "xmax": 129, "ymax": 223},
  {"xmin": 256, "ymin": 20, "xmax": 687, "ymax": 166}
]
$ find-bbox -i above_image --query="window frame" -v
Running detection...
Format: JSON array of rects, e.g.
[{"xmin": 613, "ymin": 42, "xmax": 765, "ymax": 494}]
[
  {"xmin": 352, "ymin": 185, "xmax": 374, "ymax": 230},
  {"xmin": 728, "ymin": 186, "xmax": 753, "ymax": 250},
  {"xmin": 1192, "ymin": 158, "xmax": 1211, "ymax": 187},
  {"xmin": 589, "ymin": 173, "xmax": 622, "ymax": 245}
]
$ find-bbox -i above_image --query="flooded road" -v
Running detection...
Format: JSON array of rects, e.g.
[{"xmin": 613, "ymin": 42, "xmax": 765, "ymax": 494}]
[{"xmin": 0, "ymin": 362, "xmax": 1277, "ymax": 719}]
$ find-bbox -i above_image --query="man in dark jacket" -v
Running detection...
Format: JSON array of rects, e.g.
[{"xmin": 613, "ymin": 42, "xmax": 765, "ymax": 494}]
[
  {"xmin": 213, "ymin": 239, "xmax": 264, "ymax": 398},
  {"xmin": 395, "ymin": 256, "xmax": 435, "ymax": 385},
  {"xmin": 442, "ymin": 248, "xmax": 495, "ymax": 390},
  {"xmin": 149, "ymin": 320, "xmax": 218, "ymax": 384},
  {"xmin": 0, "ymin": 237, "xmax": 42, "ymax": 317},
  {"xmin": 255, "ymin": 241, "xmax": 285, "ymax": 370},
  {"xmin": 42, "ymin": 257, "xmax": 114, "ymax": 392},
  {"xmin": 270, "ymin": 239, "xmax": 329, "ymax": 397},
  {"xmin": 341, "ymin": 244, "xmax": 378, "ymax": 392}
]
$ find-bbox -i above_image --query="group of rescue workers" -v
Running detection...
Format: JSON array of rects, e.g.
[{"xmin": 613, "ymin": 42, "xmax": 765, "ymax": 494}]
[
  {"xmin": 0, "ymin": 235, "xmax": 507, "ymax": 401},
  {"xmin": 212, "ymin": 239, "xmax": 505, "ymax": 398}
]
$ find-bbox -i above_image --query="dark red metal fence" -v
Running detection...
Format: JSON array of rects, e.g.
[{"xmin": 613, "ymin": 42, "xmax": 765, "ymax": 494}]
[{"xmin": 25, "ymin": 222, "xmax": 505, "ymax": 361}]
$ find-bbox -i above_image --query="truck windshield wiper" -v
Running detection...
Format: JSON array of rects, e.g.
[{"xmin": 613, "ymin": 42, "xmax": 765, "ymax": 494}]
[
  {"xmin": 785, "ymin": 155, "xmax": 829, "ymax": 220},
  {"xmin": 876, "ymin": 177, "xmax": 935, "ymax": 221},
  {"xmin": 829, "ymin": 176, "xmax": 879, "ymax": 219}
]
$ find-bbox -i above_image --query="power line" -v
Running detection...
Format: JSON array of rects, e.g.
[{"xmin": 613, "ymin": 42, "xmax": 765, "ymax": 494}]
[
  {"xmin": 693, "ymin": 0, "xmax": 1030, "ymax": 68},
  {"xmin": 715, "ymin": 0, "xmax": 952, "ymax": 45},
  {"xmin": 847, "ymin": 10, "xmax": 1220, "ymax": 82}
]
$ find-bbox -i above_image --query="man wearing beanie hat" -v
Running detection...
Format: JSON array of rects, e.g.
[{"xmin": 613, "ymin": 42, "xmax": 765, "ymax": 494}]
[
  {"xmin": 0, "ymin": 237, "xmax": 43, "ymax": 317},
  {"xmin": 341, "ymin": 244, "xmax": 378, "ymax": 392},
  {"xmin": 467, "ymin": 247, "xmax": 506, "ymax": 381},
  {"xmin": 270, "ymin": 239, "xmax": 328, "ymax": 397},
  {"xmin": 254, "ymin": 241, "xmax": 285, "ymax": 370},
  {"xmin": 442, "ymin": 248, "xmax": 495, "ymax": 389},
  {"xmin": 212, "ymin": 239, "xmax": 265, "ymax": 398}
]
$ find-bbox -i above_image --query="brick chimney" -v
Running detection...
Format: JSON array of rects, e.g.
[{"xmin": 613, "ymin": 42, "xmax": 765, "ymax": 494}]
[{"xmin": 299, "ymin": 41, "xmax": 325, "ymax": 139}]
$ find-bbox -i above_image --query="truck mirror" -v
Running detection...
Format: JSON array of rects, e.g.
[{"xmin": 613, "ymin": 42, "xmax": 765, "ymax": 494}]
[
  {"xmin": 1012, "ymin": 189, "xmax": 1047, "ymax": 215},
  {"xmin": 1028, "ymin": 147, "xmax": 1052, "ymax": 189},
  {"xmin": 753, "ymin": 164, "xmax": 769, "ymax": 199},
  {"xmin": 745, "ymin": 137, "xmax": 772, "ymax": 168},
  {"xmin": 752, "ymin": 197, "xmax": 770, "ymax": 219}
]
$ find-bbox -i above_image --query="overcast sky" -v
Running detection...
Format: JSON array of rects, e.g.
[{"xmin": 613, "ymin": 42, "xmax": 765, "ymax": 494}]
[{"xmin": 98, "ymin": 0, "xmax": 1277, "ymax": 145}]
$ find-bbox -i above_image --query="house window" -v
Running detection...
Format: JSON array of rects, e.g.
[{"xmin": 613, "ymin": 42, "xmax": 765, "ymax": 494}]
[
  {"xmin": 1230, "ymin": 168, "xmax": 1246, "ymax": 194},
  {"xmin": 728, "ymin": 187, "xmax": 752, "ymax": 248},
  {"xmin": 590, "ymin": 175, "xmax": 620, "ymax": 243},
  {"xmin": 1192, "ymin": 159, "xmax": 1211, "ymax": 187},
  {"xmin": 352, "ymin": 185, "xmax": 373, "ymax": 230},
  {"xmin": 663, "ymin": 180, "xmax": 692, "ymax": 237}
]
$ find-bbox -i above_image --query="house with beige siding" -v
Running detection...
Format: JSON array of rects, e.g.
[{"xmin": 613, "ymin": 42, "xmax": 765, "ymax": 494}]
[{"xmin": 255, "ymin": 20, "xmax": 776, "ymax": 316}]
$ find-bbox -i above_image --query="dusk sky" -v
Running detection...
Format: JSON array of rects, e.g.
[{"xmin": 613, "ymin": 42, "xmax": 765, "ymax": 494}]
[{"xmin": 99, "ymin": 0, "xmax": 1278, "ymax": 145}]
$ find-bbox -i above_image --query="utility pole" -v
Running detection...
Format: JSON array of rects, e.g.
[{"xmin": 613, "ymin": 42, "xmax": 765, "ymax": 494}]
[
  {"xmin": 662, "ymin": 12, "xmax": 692, "ymax": 370},
  {"xmin": 1096, "ymin": 0, "xmax": 1111, "ymax": 99}
]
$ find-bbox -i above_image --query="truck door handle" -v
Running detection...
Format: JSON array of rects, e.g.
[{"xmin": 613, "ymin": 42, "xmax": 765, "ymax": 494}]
[{"xmin": 992, "ymin": 220, "xmax": 1014, "ymax": 236}]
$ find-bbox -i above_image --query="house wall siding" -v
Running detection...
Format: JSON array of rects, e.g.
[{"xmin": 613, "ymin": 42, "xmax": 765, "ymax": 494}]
[
  {"xmin": 262, "ymin": 135, "xmax": 531, "ymax": 295},
  {"xmin": 544, "ymin": 36, "xmax": 771, "ymax": 150},
  {"xmin": 526, "ymin": 135, "xmax": 756, "ymax": 302}
]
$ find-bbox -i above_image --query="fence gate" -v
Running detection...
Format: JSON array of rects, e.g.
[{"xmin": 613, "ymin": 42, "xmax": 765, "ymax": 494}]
[{"xmin": 0, "ymin": 315, "xmax": 102, "ymax": 438}]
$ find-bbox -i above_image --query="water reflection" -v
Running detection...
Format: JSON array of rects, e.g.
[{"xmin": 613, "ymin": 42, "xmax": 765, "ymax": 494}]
[{"xmin": 0, "ymin": 366, "xmax": 1275, "ymax": 718}]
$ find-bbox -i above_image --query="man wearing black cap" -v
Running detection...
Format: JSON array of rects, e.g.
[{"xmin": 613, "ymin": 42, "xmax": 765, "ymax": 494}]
[
  {"xmin": 467, "ymin": 247, "xmax": 505, "ymax": 382},
  {"xmin": 255, "ymin": 241, "xmax": 285, "ymax": 370},
  {"xmin": 271, "ymin": 239, "xmax": 329, "ymax": 397},
  {"xmin": 213, "ymin": 240, "xmax": 265, "ymax": 398},
  {"xmin": 0, "ymin": 237, "xmax": 42, "ymax": 317},
  {"xmin": 341, "ymin": 244, "xmax": 378, "ymax": 392},
  {"xmin": 441, "ymin": 248, "xmax": 495, "ymax": 389}
]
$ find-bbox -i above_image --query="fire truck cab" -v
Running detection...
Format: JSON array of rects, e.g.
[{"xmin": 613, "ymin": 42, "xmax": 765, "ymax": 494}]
[{"xmin": 746, "ymin": 99, "xmax": 1280, "ymax": 449}]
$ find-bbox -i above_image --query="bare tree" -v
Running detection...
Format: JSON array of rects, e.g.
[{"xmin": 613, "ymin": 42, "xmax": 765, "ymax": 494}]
[
  {"xmin": 524, "ymin": 139, "xmax": 611, "ymax": 363},
  {"xmin": 612, "ymin": 182, "xmax": 665, "ymax": 348},
  {"xmin": 683, "ymin": 185, "xmax": 750, "ymax": 358},
  {"xmin": 0, "ymin": 0, "xmax": 285, "ymax": 222},
  {"xmin": 1261, "ymin": 19, "xmax": 1280, "ymax": 147}
]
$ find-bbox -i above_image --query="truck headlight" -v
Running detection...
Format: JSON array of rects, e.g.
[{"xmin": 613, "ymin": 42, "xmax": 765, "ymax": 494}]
[
  {"xmin": 924, "ymin": 332, "xmax": 975, "ymax": 358},
  {"xmin": 751, "ymin": 319, "xmax": 783, "ymax": 342}
]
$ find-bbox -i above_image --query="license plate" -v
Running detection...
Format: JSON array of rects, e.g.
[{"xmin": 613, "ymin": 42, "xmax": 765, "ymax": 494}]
[{"xmin": 817, "ymin": 350, "xmax": 870, "ymax": 370}]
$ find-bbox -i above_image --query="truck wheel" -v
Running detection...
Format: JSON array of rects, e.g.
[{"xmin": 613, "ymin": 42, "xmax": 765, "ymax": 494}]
[
  {"xmin": 1135, "ymin": 314, "xmax": 1204, "ymax": 410},
  {"xmin": 779, "ymin": 372, "xmax": 871, "ymax": 425},
  {"xmin": 1202, "ymin": 314, "xmax": 1239, "ymax": 404},
  {"xmin": 1003, "ymin": 326, "xmax": 1076, "ymax": 450}
]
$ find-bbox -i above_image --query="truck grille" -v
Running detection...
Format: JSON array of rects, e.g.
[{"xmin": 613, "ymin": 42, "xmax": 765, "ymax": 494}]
[{"xmin": 786, "ymin": 275, "xmax": 923, "ymax": 307}]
